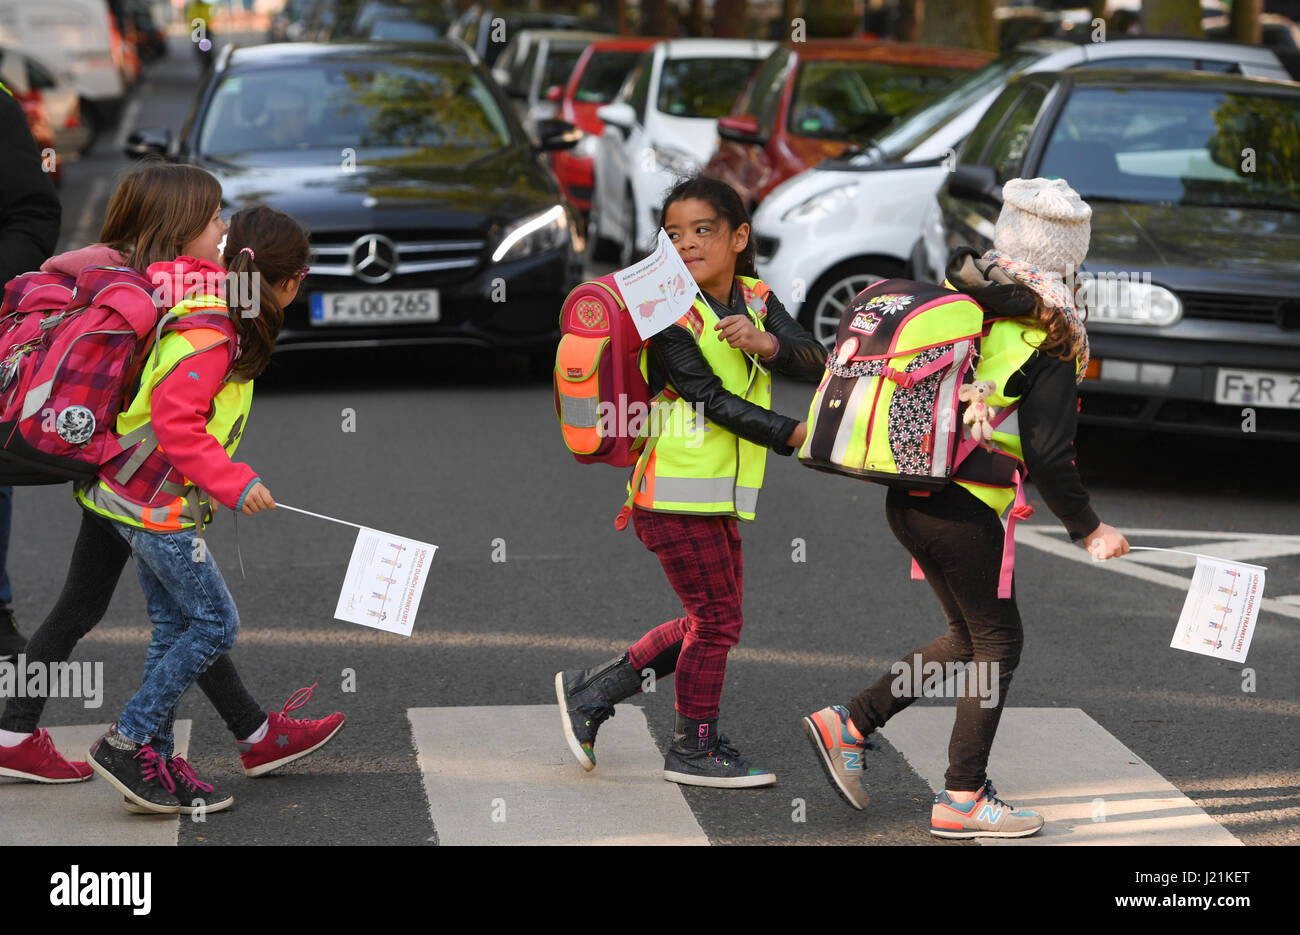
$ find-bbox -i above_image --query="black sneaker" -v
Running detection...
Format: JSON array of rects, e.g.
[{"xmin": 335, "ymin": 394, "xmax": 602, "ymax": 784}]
[
  {"xmin": 123, "ymin": 755, "xmax": 233, "ymax": 815},
  {"xmin": 88, "ymin": 728, "xmax": 180, "ymax": 814},
  {"xmin": 662, "ymin": 715, "xmax": 775, "ymax": 789},
  {"xmin": 554, "ymin": 653, "xmax": 641, "ymax": 770},
  {"xmin": 0, "ymin": 606, "xmax": 24, "ymax": 660}
]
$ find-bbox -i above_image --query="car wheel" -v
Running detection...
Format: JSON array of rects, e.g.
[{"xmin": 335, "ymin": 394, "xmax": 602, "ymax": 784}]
[
  {"xmin": 586, "ymin": 184, "xmax": 619, "ymax": 263},
  {"xmin": 800, "ymin": 259, "xmax": 904, "ymax": 352},
  {"xmin": 618, "ymin": 188, "xmax": 639, "ymax": 269}
]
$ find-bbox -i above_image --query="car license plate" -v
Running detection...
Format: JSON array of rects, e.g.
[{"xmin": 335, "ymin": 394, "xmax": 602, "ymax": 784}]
[
  {"xmin": 1214, "ymin": 368, "xmax": 1300, "ymax": 410},
  {"xmin": 310, "ymin": 290, "xmax": 439, "ymax": 325}
]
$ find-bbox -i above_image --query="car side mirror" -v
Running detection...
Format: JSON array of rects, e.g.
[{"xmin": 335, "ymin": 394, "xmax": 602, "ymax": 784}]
[
  {"xmin": 717, "ymin": 114, "xmax": 765, "ymax": 146},
  {"xmin": 596, "ymin": 102, "xmax": 635, "ymax": 130},
  {"xmin": 534, "ymin": 119, "xmax": 582, "ymax": 151},
  {"xmin": 124, "ymin": 127, "xmax": 172, "ymax": 159},
  {"xmin": 545, "ymin": 84, "xmax": 563, "ymax": 102},
  {"xmin": 947, "ymin": 164, "xmax": 1002, "ymax": 205}
]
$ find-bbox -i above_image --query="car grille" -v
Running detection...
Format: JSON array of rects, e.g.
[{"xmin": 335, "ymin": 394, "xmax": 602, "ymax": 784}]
[
  {"xmin": 1178, "ymin": 291, "xmax": 1291, "ymax": 326},
  {"xmin": 308, "ymin": 231, "xmax": 486, "ymax": 279}
]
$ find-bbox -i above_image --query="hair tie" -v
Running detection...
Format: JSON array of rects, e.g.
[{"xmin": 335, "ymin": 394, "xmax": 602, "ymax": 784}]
[{"xmin": 240, "ymin": 247, "xmax": 255, "ymax": 260}]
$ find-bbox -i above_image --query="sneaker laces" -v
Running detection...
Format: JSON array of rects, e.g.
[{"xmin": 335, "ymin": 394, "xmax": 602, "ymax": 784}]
[
  {"xmin": 136, "ymin": 745, "xmax": 176, "ymax": 795},
  {"xmin": 169, "ymin": 756, "xmax": 214, "ymax": 794},
  {"xmin": 274, "ymin": 681, "xmax": 326, "ymax": 724},
  {"xmin": 33, "ymin": 729, "xmax": 65, "ymax": 763},
  {"xmin": 981, "ymin": 781, "xmax": 1014, "ymax": 810}
]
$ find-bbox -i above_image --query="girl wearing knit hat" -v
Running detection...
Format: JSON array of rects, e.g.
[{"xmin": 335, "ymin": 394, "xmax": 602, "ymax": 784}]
[{"xmin": 802, "ymin": 177, "xmax": 1129, "ymax": 839}]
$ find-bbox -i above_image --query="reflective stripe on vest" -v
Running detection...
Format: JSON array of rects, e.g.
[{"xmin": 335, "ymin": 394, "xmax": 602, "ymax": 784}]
[
  {"xmin": 955, "ymin": 319, "xmax": 1043, "ymax": 516},
  {"xmin": 628, "ymin": 276, "xmax": 772, "ymax": 522}
]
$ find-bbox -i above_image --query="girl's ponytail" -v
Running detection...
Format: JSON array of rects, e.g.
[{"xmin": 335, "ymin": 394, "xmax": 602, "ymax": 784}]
[{"xmin": 221, "ymin": 206, "xmax": 310, "ymax": 380}]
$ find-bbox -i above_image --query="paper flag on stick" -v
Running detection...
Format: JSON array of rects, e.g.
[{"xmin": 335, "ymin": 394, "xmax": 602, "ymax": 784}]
[
  {"xmin": 333, "ymin": 528, "xmax": 438, "ymax": 636},
  {"xmin": 1169, "ymin": 555, "xmax": 1264, "ymax": 664},
  {"xmin": 613, "ymin": 228, "xmax": 701, "ymax": 341}
]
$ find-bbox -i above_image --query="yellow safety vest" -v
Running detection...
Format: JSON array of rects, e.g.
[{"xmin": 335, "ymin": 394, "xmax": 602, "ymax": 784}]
[{"xmin": 625, "ymin": 276, "xmax": 773, "ymax": 522}]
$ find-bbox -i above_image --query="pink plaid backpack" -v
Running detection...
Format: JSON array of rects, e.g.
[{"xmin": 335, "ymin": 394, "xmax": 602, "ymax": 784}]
[{"xmin": 0, "ymin": 265, "xmax": 235, "ymax": 485}]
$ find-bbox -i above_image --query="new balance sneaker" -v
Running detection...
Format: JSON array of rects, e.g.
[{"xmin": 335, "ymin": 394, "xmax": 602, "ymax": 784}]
[
  {"xmin": 0, "ymin": 729, "xmax": 94, "ymax": 783},
  {"xmin": 0, "ymin": 606, "xmax": 24, "ymax": 660},
  {"xmin": 930, "ymin": 780, "xmax": 1044, "ymax": 839},
  {"xmin": 123, "ymin": 756, "xmax": 233, "ymax": 815},
  {"xmin": 554, "ymin": 652, "xmax": 641, "ymax": 770},
  {"xmin": 238, "ymin": 682, "xmax": 345, "ymax": 778},
  {"xmin": 662, "ymin": 715, "xmax": 775, "ymax": 789},
  {"xmin": 802, "ymin": 705, "xmax": 874, "ymax": 810},
  {"xmin": 88, "ymin": 728, "xmax": 179, "ymax": 814}
]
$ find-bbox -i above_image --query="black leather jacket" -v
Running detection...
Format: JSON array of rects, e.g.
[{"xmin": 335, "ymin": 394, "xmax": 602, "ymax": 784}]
[{"xmin": 644, "ymin": 280, "xmax": 827, "ymax": 457}]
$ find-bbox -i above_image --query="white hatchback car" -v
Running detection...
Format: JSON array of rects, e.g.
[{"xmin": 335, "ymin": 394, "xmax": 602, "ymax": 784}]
[
  {"xmin": 588, "ymin": 37, "xmax": 774, "ymax": 266},
  {"xmin": 753, "ymin": 37, "xmax": 1294, "ymax": 348}
]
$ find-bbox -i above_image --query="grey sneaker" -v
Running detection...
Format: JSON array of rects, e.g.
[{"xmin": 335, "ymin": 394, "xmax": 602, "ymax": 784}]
[
  {"xmin": 802, "ymin": 705, "xmax": 873, "ymax": 810},
  {"xmin": 122, "ymin": 756, "xmax": 233, "ymax": 815},
  {"xmin": 662, "ymin": 714, "xmax": 775, "ymax": 789},
  {"xmin": 555, "ymin": 653, "xmax": 641, "ymax": 770},
  {"xmin": 930, "ymin": 781, "xmax": 1044, "ymax": 839},
  {"xmin": 88, "ymin": 728, "xmax": 180, "ymax": 815}
]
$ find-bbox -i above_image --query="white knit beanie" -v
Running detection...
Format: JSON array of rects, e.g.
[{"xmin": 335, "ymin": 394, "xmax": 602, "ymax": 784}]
[{"xmin": 993, "ymin": 178, "xmax": 1092, "ymax": 276}]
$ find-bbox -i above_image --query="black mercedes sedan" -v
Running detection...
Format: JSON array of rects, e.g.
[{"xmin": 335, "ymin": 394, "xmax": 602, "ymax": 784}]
[{"xmin": 127, "ymin": 41, "xmax": 583, "ymax": 364}]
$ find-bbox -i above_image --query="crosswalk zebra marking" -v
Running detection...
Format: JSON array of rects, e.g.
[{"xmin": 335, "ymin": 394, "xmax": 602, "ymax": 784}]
[
  {"xmin": 0, "ymin": 721, "xmax": 192, "ymax": 846},
  {"xmin": 879, "ymin": 707, "xmax": 1241, "ymax": 845},
  {"xmin": 407, "ymin": 706, "xmax": 709, "ymax": 846}
]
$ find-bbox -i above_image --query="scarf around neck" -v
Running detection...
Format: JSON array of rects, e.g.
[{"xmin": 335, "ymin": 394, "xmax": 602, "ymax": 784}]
[{"xmin": 982, "ymin": 249, "xmax": 1090, "ymax": 383}]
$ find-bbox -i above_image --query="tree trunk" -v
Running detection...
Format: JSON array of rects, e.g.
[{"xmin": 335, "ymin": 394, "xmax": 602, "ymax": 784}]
[
  {"xmin": 686, "ymin": 0, "xmax": 706, "ymax": 36},
  {"xmin": 804, "ymin": 0, "xmax": 857, "ymax": 37},
  {"xmin": 642, "ymin": 0, "xmax": 674, "ymax": 35},
  {"xmin": 918, "ymin": 0, "xmax": 996, "ymax": 51},
  {"xmin": 1231, "ymin": 0, "xmax": 1262, "ymax": 44},
  {"xmin": 1140, "ymin": 0, "xmax": 1203, "ymax": 37},
  {"xmin": 897, "ymin": 0, "xmax": 921, "ymax": 41},
  {"xmin": 599, "ymin": 0, "xmax": 629, "ymax": 34},
  {"xmin": 712, "ymin": 0, "xmax": 748, "ymax": 38}
]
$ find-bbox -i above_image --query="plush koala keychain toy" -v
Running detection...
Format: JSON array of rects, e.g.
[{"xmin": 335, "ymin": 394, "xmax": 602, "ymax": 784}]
[{"xmin": 958, "ymin": 380, "xmax": 998, "ymax": 444}]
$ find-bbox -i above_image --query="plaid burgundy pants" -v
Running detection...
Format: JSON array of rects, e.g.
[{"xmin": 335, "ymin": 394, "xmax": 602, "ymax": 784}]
[{"xmin": 627, "ymin": 508, "xmax": 744, "ymax": 720}]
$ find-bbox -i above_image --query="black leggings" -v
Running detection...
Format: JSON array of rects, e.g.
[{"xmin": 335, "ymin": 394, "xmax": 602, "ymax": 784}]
[
  {"xmin": 0, "ymin": 510, "xmax": 265, "ymax": 740},
  {"xmin": 846, "ymin": 484, "xmax": 1024, "ymax": 792}
]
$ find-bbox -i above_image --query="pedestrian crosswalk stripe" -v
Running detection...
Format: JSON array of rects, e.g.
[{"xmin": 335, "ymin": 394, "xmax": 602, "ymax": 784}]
[
  {"xmin": 1016, "ymin": 526, "xmax": 1300, "ymax": 622},
  {"xmin": 407, "ymin": 706, "xmax": 709, "ymax": 846},
  {"xmin": 879, "ymin": 707, "xmax": 1241, "ymax": 845},
  {"xmin": 0, "ymin": 721, "xmax": 191, "ymax": 846}
]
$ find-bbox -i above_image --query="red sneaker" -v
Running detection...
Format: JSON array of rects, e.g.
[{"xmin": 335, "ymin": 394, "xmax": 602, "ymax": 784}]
[
  {"xmin": 0, "ymin": 729, "xmax": 94, "ymax": 783},
  {"xmin": 238, "ymin": 683, "xmax": 345, "ymax": 778}
]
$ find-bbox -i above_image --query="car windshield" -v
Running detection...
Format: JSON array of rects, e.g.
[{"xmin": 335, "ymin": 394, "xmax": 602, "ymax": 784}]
[
  {"xmin": 657, "ymin": 57, "xmax": 762, "ymax": 118},
  {"xmin": 868, "ymin": 48, "xmax": 1039, "ymax": 161},
  {"xmin": 198, "ymin": 61, "xmax": 512, "ymax": 159},
  {"xmin": 542, "ymin": 47, "xmax": 584, "ymax": 93},
  {"xmin": 789, "ymin": 59, "xmax": 970, "ymax": 142},
  {"xmin": 574, "ymin": 50, "xmax": 641, "ymax": 103},
  {"xmin": 1038, "ymin": 87, "xmax": 1300, "ymax": 209}
]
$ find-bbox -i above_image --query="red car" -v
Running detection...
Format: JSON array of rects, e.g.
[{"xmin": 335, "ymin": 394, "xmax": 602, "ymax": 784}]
[
  {"xmin": 705, "ymin": 39, "xmax": 993, "ymax": 210},
  {"xmin": 549, "ymin": 37, "xmax": 660, "ymax": 213}
]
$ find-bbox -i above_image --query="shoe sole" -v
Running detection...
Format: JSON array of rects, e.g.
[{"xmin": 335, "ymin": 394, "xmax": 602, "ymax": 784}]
[
  {"xmin": 554, "ymin": 671, "xmax": 596, "ymax": 772},
  {"xmin": 87, "ymin": 754, "xmax": 179, "ymax": 814},
  {"xmin": 930, "ymin": 823, "xmax": 1044, "ymax": 839},
  {"xmin": 801, "ymin": 715, "xmax": 868, "ymax": 811},
  {"xmin": 662, "ymin": 769, "xmax": 776, "ymax": 789},
  {"xmin": 124, "ymin": 795, "xmax": 234, "ymax": 815},
  {"xmin": 0, "ymin": 765, "xmax": 93, "ymax": 784},
  {"xmin": 243, "ymin": 719, "xmax": 345, "ymax": 778}
]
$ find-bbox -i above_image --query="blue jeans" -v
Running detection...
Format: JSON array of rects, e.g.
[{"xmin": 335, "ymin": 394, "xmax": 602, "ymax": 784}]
[{"xmin": 113, "ymin": 524, "xmax": 240, "ymax": 756}]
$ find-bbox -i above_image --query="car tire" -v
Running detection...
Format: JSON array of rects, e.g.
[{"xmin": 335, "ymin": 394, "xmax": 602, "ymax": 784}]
[
  {"xmin": 586, "ymin": 184, "xmax": 620, "ymax": 263},
  {"xmin": 800, "ymin": 258, "xmax": 905, "ymax": 352}
]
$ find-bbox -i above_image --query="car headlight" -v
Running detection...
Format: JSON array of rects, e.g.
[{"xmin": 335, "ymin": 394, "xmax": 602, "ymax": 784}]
[
  {"xmin": 574, "ymin": 132, "xmax": 600, "ymax": 158},
  {"xmin": 492, "ymin": 205, "xmax": 570, "ymax": 263},
  {"xmin": 1078, "ymin": 276, "xmax": 1182, "ymax": 327},
  {"xmin": 781, "ymin": 183, "xmax": 859, "ymax": 223},
  {"xmin": 651, "ymin": 143, "xmax": 698, "ymax": 177}
]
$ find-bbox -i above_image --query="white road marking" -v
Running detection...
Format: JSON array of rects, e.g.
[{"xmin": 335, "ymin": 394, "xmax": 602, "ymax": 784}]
[
  {"xmin": 115, "ymin": 95, "xmax": 145, "ymax": 150},
  {"xmin": 407, "ymin": 705, "xmax": 709, "ymax": 846},
  {"xmin": 73, "ymin": 176, "xmax": 111, "ymax": 248},
  {"xmin": 0, "ymin": 721, "xmax": 191, "ymax": 846},
  {"xmin": 1015, "ymin": 527, "xmax": 1300, "ymax": 621},
  {"xmin": 879, "ymin": 707, "xmax": 1241, "ymax": 846}
]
